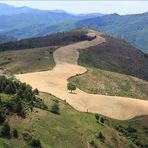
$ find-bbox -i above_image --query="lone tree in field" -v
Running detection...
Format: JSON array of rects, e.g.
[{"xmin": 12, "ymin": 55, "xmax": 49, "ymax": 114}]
[{"xmin": 67, "ymin": 82, "xmax": 76, "ymax": 93}]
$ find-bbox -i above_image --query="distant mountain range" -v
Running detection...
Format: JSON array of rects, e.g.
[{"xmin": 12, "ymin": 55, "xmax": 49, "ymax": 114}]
[
  {"xmin": 0, "ymin": 3, "xmax": 147, "ymax": 52},
  {"xmin": 76, "ymin": 12, "xmax": 148, "ymax": 52}
]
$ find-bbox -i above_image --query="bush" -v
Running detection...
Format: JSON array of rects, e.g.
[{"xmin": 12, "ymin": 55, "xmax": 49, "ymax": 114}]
[
  {"xmin": 1, "ymin": 122, "xmax": 11, "ymax": 137},
  {"xmin": 89, "ymin": 140, "xmax": 98, "ymax": 148},
  {"xmin": 12, "ymin": 129, "xmax": 18, "ymax": 138},
  {"xmin": 127, "ymin": 125, "xmax": 137, "ymax": 133},
  {"xmin": 95, "ymin": 114, "xmax": 100, "ymax": 122},
  {"xmin": 51, "ymin": 102, "xmax": 59, "ymax": 114},
  {"xmin": 31, "ymin": 139, "xmax": 42, "ymax": 148},
  {"xmin": 96, "ymin": 131, "xmax": 105, "ymax": 142},
  {"xmin": 33, "ymin": 88, "xmax": 39, "ymax": 95},
  {"xmin": 0, "ymin": 111, "xmax": 6, "ymax": 124},
  {"xmin": 100, "ymin": 116, "xmax": 105, "ymax": 124},
  {"xmin": 16, "ymin": 101, "xmax": 26, "ymax": 118}
]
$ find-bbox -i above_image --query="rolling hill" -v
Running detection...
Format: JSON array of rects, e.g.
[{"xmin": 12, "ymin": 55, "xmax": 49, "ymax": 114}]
[
  {"xmin": 77, "ymin": 35, "xmax": 148, "ymax": 81},
  {"xmin": 0, "ymin": 28, "xmax": 148, "ymax": 147}
]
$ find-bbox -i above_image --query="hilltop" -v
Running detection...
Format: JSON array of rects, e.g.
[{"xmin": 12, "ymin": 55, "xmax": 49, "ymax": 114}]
[
  {"xmin": 15, "ymin": 29, "xmax": 148, "ymax": 120},
  {"xmin": 0, "ymin": 28, "xmax": 148, "ymax": 147},
  {"xmin": 0, "ymin": 28, "xmax": 147, "ymax": 80}
]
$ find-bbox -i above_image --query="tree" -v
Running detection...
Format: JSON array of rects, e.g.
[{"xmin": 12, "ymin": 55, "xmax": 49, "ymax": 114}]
[
  {"xmin": 51, "ymin": 102, "xmax": 59, "ymax": 114},
  {"xmin": 67, "ymin": 82, "xmax": 76, "ymax": 93},
  {"xmin": 12, "ymin": 129, "xmax": 18, "ymax": 138},
  {"xmin": 1, "ymin": 122, "xmax": 11, "ymax": 137},
  {"xmin": 16, "ymin": 101, "xmax": 26, "ymax": 118}
]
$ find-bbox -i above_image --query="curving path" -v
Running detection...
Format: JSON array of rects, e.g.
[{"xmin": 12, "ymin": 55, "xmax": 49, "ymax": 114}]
[{"xmin": 16, "ymin": 33, "xmax": 148, "ymax": 120}]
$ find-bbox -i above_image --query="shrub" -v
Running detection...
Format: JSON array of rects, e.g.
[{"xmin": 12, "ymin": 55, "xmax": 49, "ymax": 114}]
[
  {"xmin": 100, "ymin": 116, "xmax": 105, "ymax": 124},
  {"xmin": 33, "ymin": 88, "xmax": 39, "ymax": 95},
  {"xmin": 0, "ymin": 111, "xmax": 6, "ymax": 124},
  {"xmin": 127, "ymin": 125, "xmax": 137, "ymax": 133},
  {"xmin": 96, "ymin": 131, "xmax": 105, "ymax": 142},
  {"xmin": 95, "ymin": 114, "xmax": 100, "ymax": 122},
  {"xmin": 31, "ymin": 139, "xmax": 42, "ymax": 148},
  {"xmin": 1, "ymin": 122, "xmax": 11, "ymax": 137},
  {"xmin": 12, "ymin": 129, "xmax": 18, "ymax": 138},
  {"xmin": 51, "ymin": 102, "xmax": 59, "ymax": 114},
  {"xmin": 89, "ymin": 140, "xmax": 98, "ymax": 148}
]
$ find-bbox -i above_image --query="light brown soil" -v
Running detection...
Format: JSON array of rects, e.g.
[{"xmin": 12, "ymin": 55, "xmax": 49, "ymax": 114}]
[{"xmin": 16, "ymin": 33, "xmax": 148, "ymax": 120}]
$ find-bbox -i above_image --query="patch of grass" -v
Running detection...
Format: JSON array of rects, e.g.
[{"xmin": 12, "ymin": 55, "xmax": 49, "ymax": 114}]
[
  {"xmin": 69, "ymin": 67, "xmax": 148, "ymax": 100},
  {"xmin": 0, "ymin": 46, "xmax": 57, "ymax": 74},
  {"xmin": 0, "ymin": 93, "xmax": 12, "ymax": 102}
]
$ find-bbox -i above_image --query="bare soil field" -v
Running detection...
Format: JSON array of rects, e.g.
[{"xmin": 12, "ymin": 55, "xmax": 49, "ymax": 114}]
[{"xmin": 16, "ymin": 33, "xmax": 148, "ymax": 120}]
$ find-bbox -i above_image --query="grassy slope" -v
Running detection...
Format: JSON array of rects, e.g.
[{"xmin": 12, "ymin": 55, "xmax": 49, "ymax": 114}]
[
  {"xmin": 0, "ymin": 46, "xmax": 57, "ymax": 74},
  {"xmin": 69, "ymin": 68, "xmax": 148, "ymax": 100},
  {"xmin": 0, "ymin": 93, "xmax": 146, "ymax": 148},
  {"xmin": 78, "ymin": 35, "xmax": 148, "ymax": 81},
  {"xmin": 0, "ymin": 92, "xmax": 147, "ymax": 148}
]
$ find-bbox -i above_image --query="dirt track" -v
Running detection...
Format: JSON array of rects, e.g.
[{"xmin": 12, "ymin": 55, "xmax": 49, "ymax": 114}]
[{"xmin": 16, "ymin": 33, "xmax": 148, "ymax": 120}]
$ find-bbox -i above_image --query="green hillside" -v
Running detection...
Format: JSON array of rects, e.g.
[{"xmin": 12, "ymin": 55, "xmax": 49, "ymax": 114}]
[
  {"xmin": 0, "ymin": 80, "xmax": 147, "ymax": 147},
  {"xmin": 0, "ymin": 29, "xmax": 148, "ymax": 147}
]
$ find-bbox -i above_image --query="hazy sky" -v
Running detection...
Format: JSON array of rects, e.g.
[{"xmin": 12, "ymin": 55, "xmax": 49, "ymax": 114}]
[{"xmin": 0, "ymin": 1, "xmax": 148, "ymax": 15}]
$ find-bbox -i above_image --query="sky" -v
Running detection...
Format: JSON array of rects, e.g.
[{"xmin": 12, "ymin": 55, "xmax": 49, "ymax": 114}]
[{"xmin": 0, "ymin": 1, "xmax": 148, "ymax": 15}]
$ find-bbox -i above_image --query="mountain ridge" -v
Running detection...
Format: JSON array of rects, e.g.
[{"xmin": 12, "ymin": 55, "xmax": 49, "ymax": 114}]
[{"xmin": 0, "ymin": 3, "xmax": 147, "ymax": 52}]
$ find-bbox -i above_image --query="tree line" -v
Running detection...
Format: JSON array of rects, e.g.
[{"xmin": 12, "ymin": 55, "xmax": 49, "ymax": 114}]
[{"xmin": 0, "ymin": 31, "xmax": 88, "ymax": 52}]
